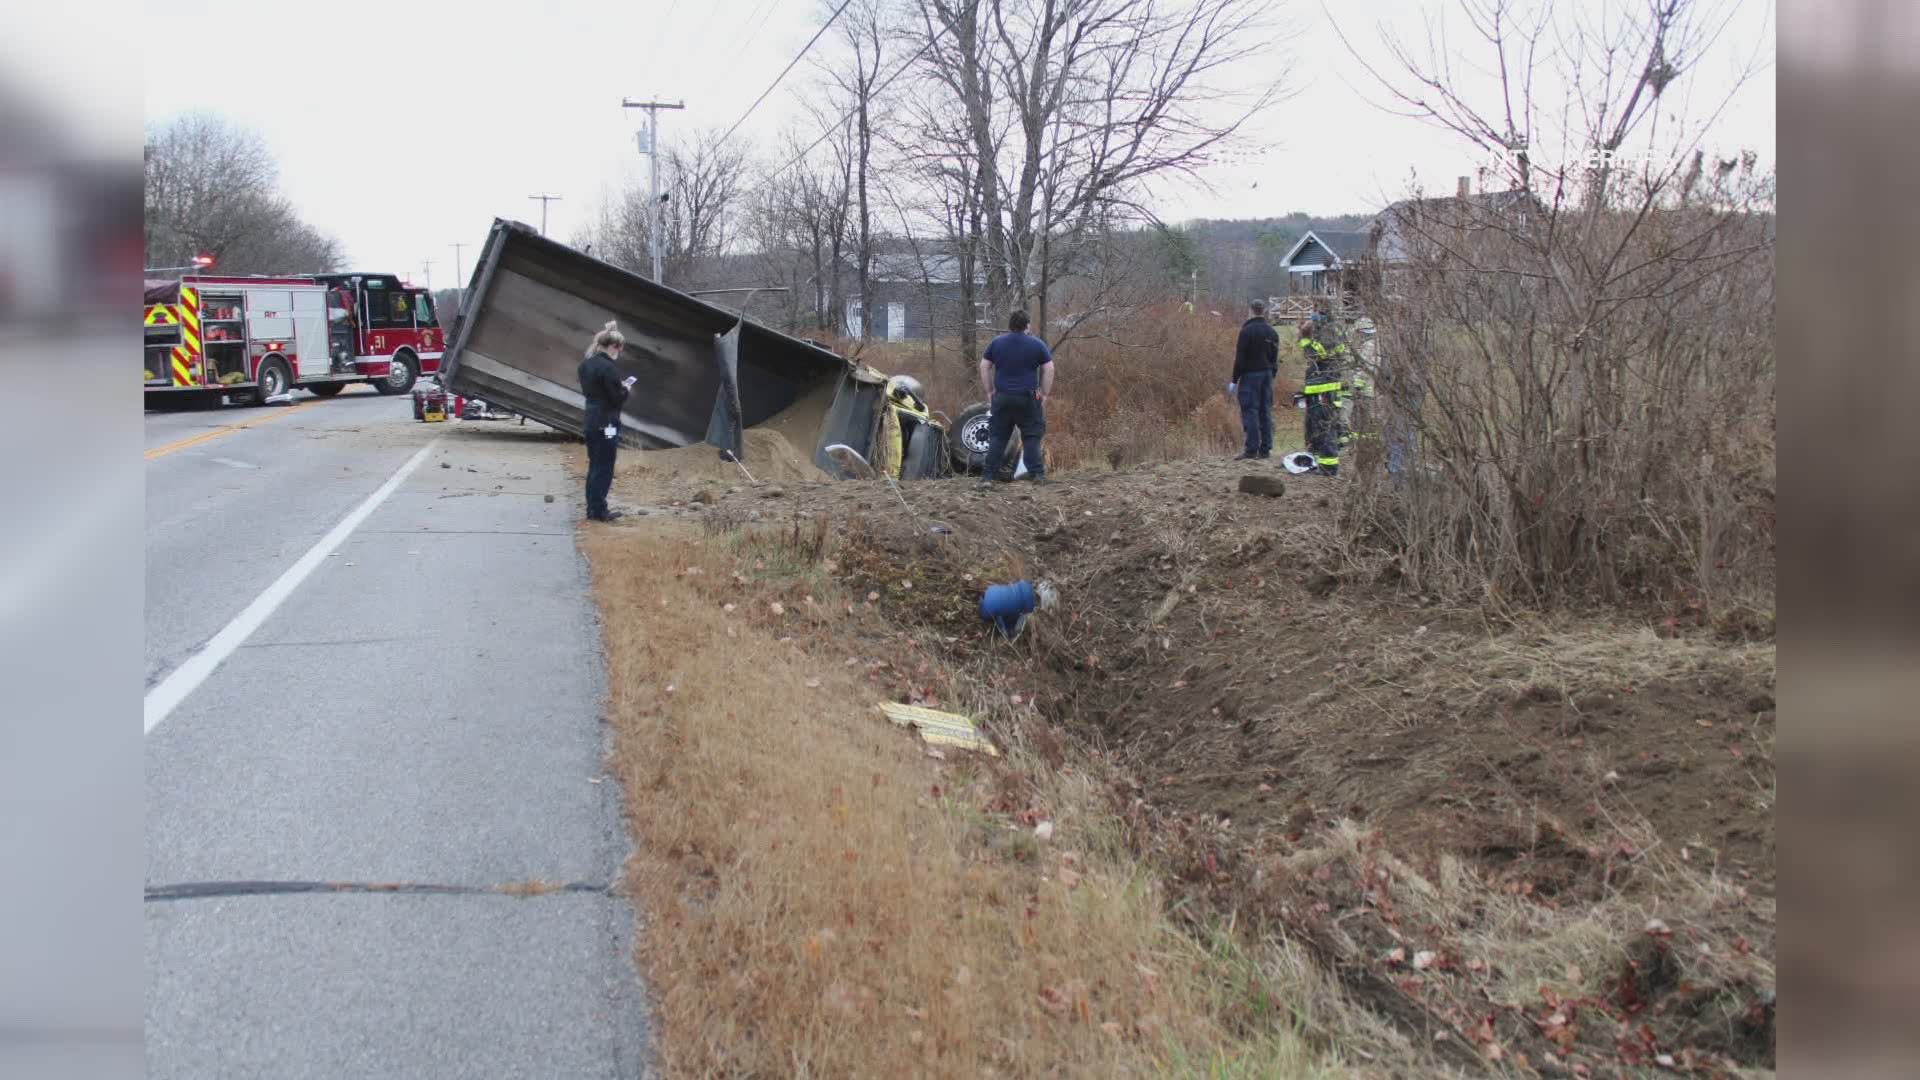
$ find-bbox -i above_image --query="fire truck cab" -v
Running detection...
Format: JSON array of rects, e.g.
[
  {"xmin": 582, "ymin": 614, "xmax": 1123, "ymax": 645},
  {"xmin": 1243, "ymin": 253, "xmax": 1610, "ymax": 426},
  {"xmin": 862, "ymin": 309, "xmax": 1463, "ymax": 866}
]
[{"xmin": 143, "ymin": 272, "xmax": 443, "ymax": 404}]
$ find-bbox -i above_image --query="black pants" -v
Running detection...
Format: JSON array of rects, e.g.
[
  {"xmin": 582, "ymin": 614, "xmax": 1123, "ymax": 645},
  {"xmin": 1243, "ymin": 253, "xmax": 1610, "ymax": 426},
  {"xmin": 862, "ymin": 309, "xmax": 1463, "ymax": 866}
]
[
  {"xmin": 584, "ymin": 423, "xmax": 618, "ymax": 519},
  {"xmin": 1304, "ymin": 393, "xmax": 1340, "ymax": 474},
  {"xmin": 983, "ymin": 391, "xmax": 1046, "ymax": 479},
  {"xmin": 1236, "ymin": 369, "xmax": 1274, "ymax": 456}
]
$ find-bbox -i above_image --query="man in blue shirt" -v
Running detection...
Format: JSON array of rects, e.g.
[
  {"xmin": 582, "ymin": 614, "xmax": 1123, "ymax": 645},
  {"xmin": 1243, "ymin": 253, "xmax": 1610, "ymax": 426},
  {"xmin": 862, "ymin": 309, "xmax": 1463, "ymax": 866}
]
[{"xmin": 977, "ymin": 310, "xmax": 1055, "ymax": 486}]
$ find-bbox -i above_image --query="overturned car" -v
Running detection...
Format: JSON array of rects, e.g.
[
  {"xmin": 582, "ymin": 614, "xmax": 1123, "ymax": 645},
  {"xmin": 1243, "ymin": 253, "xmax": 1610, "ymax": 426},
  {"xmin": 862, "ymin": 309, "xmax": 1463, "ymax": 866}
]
[{"xmin": 438, "ymin": 219, "xmax": 948, "ymax": 481}]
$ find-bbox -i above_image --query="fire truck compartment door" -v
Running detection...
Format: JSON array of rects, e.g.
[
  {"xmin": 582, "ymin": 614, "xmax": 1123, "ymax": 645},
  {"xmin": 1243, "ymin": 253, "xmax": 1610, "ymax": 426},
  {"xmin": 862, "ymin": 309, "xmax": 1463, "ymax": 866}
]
[
  {"xmin": 246, "ymin": 289, "xmax": 295, "ymax": 344},
  {"xmin": 292, "ymin": 290, "xmax": 330, "ymax": 379}
]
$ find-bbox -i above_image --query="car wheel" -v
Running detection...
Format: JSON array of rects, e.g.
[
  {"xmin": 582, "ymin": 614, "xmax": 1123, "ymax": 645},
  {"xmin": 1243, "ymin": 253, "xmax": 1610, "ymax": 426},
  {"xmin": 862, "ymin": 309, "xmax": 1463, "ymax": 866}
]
[
  {"xmin": 254, "ymin": 357, "xmax": 291, "ymax": 406},
  {"xmin": 375, "ymin": 352, "xmax": 417, "ymax": 395},
  {"xmin": 948, "ymin": 402, "xmax": 993, "ymax": 473}
]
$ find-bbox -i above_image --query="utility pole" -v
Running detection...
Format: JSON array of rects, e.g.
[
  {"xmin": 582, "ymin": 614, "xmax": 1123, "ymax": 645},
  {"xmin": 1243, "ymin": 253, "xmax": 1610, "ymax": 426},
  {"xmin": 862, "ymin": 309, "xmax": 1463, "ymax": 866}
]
[
  {"xmin": 450, "ymin": 242, "xmax": 466, "ymax": 291},
  {"xmin": 421, "ymin": 258, "xmax": 436, "ymax": 292},
  {"xmin": 527, "ymin": 193, "xmax": 562, "ymax": 236},
  {"xmin": 620, "ymin": 97, "xmax": 685, "ymax": 283}
]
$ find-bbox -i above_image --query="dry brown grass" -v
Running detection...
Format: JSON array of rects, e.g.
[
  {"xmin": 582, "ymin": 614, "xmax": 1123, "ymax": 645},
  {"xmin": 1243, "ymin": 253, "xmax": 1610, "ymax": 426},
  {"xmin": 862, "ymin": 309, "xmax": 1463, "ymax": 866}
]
[
  {"xmin": 821, "ymin": 302, "xmax": 1299, "ymax": 474},
  {"xmin": 582, "ymin": 526, "xmax": 1336, "ymax": 1077}
]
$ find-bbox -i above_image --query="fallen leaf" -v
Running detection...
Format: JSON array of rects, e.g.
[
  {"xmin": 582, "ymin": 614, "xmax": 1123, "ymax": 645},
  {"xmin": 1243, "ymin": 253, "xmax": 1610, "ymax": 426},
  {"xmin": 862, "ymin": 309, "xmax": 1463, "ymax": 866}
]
[
  {"xmin": 1645, "ymin": 918, "xmax": 1672, "ymax": 936},
  {"xmin": 1386, "ymin": 947, "xmax": 1406, "ymax": 965},
  {"xmin": 770, "ymin": 602, "xmax": 786, "ymax": 616},
  {"xmin": 1034, "ymin": 821, "xmax": 1055, "ymax": 841},
  {"xmin": 867, "ymin": 591, "xmax": 880, "ymax": 602},
  {"xmin": 805, "ymin": 678, "xmax": 822, "ymax": 689},
  {"xmin": 1059, "ymin": 868, "xmax": 1082, "ymax": 889},
  {"xmin": 723, "ymin": 603, "xmax": 737, "ymax": 612},
  {"xmin": 1413, "ymin": 950, "xmax": 1437, "ymax": 970}
]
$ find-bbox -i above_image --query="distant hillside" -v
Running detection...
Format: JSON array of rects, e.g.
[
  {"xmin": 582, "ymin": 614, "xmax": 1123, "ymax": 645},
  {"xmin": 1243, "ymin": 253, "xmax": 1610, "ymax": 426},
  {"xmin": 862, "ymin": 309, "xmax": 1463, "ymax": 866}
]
[{"xmin": 1157, "ymin": 213, "xmax": 1376, "ymax": 304}]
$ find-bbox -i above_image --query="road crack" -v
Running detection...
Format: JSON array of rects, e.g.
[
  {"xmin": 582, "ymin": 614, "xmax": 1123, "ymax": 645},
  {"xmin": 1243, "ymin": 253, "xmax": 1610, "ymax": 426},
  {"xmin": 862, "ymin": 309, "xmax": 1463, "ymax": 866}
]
[{"xmin": 145, "ymin": 879, "xmax": 609, "ymax": 901}]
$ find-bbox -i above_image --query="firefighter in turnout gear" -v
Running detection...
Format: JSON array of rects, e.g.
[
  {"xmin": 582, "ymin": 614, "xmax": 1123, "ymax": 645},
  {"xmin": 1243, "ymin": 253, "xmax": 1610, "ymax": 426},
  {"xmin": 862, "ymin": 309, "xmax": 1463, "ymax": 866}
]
[
  {"xmin": 1342, "ymin": 317, "xmax": 1379, "ymax": 459},
  {"xmin": 1297, "ymin": 318, "xmax": 1344, "ymax": 475}
]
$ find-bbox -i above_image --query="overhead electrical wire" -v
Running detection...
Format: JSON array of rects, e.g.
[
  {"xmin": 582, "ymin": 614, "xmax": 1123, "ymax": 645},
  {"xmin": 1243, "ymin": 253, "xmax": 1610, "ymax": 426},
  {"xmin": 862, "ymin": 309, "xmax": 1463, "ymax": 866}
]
[
  {"xmin": 744, "ymin": 30, "xmax": 945, "ymax": 197},
  {"xmin": 716, "ymin": 0, "xmax": 857, "ymax": 150}
]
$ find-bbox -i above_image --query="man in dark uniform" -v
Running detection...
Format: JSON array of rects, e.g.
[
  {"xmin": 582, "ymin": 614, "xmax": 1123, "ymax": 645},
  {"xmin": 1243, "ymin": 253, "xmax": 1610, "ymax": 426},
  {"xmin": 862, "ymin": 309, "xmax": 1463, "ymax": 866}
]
[
  {"xmin": 978, "ymin": 309, "xmax": 1055, "ymax": 487},
  {"xmin": 579, "ymin": 321, "xmax": 636, "ymax": 521},
  {"xmin": 1229, "ymin": 299, "xmax": 1280, "ymax": 459}
]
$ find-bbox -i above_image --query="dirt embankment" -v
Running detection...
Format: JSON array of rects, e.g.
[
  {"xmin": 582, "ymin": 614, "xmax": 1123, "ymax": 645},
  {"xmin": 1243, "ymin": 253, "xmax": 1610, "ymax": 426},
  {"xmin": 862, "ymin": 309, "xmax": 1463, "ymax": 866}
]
[{"xmin": 590, "ymin": 450, "xmax": 1777, "ymax": 1075}]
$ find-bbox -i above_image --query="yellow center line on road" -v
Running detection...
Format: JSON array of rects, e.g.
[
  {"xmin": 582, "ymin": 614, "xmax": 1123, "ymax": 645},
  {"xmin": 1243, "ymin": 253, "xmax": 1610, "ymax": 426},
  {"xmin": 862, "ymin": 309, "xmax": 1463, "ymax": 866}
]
[{"xmin": 145, "ymin": 398, "xmax": 328, "ymax": 462}]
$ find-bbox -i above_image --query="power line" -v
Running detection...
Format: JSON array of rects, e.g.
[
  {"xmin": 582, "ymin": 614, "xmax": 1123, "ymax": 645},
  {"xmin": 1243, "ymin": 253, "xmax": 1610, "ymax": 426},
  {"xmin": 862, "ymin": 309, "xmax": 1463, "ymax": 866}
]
[
  {"xmin": 716, "ymin": 0, "xmax": 856, "ymax": 150},
  {"xmin": 746, "ymin": 30, "xmax": 942, "ymax": 197},
  {"xmin": 735, "ymin": 0, "xmax": 786, "ymax": 55}
]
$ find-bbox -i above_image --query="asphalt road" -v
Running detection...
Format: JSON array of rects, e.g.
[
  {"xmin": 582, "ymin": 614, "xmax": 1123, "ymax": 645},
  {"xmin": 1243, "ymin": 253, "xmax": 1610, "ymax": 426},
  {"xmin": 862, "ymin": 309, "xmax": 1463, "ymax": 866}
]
[{"xmin": 144, "ymin": 388, "xmax": 650, "ymax": 1078}]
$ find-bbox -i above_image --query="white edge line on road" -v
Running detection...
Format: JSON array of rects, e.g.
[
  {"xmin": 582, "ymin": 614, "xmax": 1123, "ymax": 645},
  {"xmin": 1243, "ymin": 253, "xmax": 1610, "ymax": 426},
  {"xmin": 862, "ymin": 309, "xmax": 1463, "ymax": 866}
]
[{"xmin": 143, "ymin": 438, "xmax": 442, "ymax": 735}]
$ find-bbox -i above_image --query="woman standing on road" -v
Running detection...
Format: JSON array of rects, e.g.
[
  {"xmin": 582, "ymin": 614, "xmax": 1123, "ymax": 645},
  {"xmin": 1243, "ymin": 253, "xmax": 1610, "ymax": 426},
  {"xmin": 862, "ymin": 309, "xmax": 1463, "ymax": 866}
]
[{"xmin": 579, "ymin": 321, "xmax": 636, "ymax": 522}]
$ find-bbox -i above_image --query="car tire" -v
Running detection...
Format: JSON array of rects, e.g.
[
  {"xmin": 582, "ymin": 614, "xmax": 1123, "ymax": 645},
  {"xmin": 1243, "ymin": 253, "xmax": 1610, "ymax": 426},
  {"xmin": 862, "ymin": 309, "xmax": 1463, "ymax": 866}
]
[
  {"xmin": 254, "ymin": 357, "xmax": 292, "ymax": 406},
  {"xmin": 903, "ymin": 423, "xmax": 942, "ymax": 480},
  {"xmin": 375, "ymin": 352, "xmax": 417, "ymax": 395},
  {"xmin": 948, "ymin": 402, "xmax": 993, "ymax": 473},
  {"xmin": 307, "ymin": 382, "xmax": 345, "ymax": 398}
]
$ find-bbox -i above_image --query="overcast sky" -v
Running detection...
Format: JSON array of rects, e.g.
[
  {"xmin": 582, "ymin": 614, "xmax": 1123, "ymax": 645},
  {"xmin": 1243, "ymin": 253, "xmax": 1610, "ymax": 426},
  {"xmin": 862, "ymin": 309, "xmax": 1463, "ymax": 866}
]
[{"xmin": 124, "ymin": 0, "xmax": 1774, "ymax": 287}]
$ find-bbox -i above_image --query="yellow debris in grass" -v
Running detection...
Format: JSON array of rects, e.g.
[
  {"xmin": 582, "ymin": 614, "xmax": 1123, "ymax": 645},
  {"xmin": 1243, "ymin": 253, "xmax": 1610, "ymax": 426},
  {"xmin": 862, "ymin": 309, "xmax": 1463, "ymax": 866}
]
[{"xmin": 879, "ymin": 702, "xmax": 998, "ymax": 756}]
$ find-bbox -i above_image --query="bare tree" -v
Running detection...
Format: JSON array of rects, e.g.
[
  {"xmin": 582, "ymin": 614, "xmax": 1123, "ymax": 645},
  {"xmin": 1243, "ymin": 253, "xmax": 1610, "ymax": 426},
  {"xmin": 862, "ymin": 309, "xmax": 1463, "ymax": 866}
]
[
  {"xmin": 144, "ymin": 113, "xmax": 346, "ymax": 274},
  {"xmin": 907, "ymin": 0, "xmax": 1281, "ymax": 342},
  {"xmin": 1336, "ymin": 0, "xmax": 1775, "ymax": 609},
  {"xmin": 819, "ymin": 0, "xmax": 895, "ymax": 338},
  {"xmin": 576, "ymin": 129, "xmax": 753, "ymax": 282}
]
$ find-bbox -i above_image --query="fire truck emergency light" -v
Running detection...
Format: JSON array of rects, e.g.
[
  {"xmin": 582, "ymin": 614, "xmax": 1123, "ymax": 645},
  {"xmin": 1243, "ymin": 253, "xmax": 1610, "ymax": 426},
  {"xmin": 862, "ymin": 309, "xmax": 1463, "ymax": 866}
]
[{"xmin": 192, "ymin": 253, "xmax": 215, "ymax": 268}]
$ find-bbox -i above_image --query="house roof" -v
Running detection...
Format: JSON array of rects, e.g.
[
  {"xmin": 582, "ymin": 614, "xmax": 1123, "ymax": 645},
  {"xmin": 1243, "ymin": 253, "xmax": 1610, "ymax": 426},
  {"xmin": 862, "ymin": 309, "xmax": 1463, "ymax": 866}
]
[
  {"xmin": 869, "ymin": 250, "xmax": 968, "ymax": 284},
  {"xmin": 1370, "ymin": 188, "xmax": 1545, "ymax": 262},
  {"xmin": 1279, "ymin": 229, "xmax": 1373, "ymax": 270}
]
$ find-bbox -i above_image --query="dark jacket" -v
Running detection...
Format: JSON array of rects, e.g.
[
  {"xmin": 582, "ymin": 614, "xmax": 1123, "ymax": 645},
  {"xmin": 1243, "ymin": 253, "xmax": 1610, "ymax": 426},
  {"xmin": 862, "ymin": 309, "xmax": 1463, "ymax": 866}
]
[
  {"xmin": 578, "ymin": 350, "xmax": 630, "ymax": 431},
  {"xmin": 1233, "ymin": 316, "xmax": 1279, "ymax": 380}
]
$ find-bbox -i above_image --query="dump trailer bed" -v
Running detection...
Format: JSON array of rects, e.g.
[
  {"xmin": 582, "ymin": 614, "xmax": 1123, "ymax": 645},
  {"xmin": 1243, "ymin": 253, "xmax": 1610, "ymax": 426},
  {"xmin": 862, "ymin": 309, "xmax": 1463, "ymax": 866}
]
[{"xmin": 440, "ymin": 219, "xmax": 853, "ymax": 456}]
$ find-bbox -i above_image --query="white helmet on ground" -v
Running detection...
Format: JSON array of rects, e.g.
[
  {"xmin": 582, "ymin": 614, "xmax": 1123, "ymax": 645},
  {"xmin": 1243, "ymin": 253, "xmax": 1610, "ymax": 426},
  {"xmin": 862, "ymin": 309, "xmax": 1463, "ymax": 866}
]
[{"xmin": 1282, "ymin": 451, "xmax": 1317, "ymax": 474}]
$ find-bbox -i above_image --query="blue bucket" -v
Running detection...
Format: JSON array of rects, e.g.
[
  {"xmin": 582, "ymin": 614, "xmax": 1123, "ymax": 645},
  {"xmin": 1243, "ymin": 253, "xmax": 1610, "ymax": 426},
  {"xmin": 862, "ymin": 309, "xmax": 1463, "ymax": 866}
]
[{"xmin": 980, "ymin": 581, "xmax": 1039, "ymax": 640}]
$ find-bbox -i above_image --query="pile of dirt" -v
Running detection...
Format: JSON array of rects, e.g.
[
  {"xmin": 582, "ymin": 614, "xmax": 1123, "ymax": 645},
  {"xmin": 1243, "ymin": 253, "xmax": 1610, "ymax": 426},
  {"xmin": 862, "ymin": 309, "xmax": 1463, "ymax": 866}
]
[
  {"xmin": 626, "ymin": 427, "xmax": 825, "ymax": 485},
  {"xmin": 683, "ymin": 455, "xmax": 1778, "ymax": 1071},
  {"xmin": 619, "ymin": 383, "xmax": 843, "ymax": 489},
  {"xmin": 750, "ymin": 376, "xmax": 838, "ymax": 458}
]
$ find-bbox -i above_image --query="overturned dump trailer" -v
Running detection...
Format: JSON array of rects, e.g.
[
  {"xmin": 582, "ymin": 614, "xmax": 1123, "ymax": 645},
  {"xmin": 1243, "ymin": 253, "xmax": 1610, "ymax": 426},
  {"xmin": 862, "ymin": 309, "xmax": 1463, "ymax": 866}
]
[{"xmin": 440, "ymin": 219, "xmax": 945, "ymax": 479}]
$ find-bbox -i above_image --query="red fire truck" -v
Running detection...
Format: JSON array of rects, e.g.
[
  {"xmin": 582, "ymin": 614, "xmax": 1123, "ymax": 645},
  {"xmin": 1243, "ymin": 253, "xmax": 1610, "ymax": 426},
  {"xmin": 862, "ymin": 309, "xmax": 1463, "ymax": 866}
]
[{"xmin": 143, "ymin": 271, "xmax": 445, "ymax": 403}]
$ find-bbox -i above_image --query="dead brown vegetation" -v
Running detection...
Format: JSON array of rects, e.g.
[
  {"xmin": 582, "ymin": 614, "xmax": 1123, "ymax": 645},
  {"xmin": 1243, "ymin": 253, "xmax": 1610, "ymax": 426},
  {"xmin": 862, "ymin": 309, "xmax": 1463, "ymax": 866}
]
[
  {"xmin": 622, "ymin": 450, "xmax": 1776, "ymax": 1076},
  {"xmin": 831, "ymin": 301, "xmax": 1298, "ymax": 474},
  {"xmin": 582, "ymin": 525, "xmax": 1336, "ymax": 1077},
  {"xmin": 1338, "ymin": 0, "xmax": 1776, "ymax": 616}
]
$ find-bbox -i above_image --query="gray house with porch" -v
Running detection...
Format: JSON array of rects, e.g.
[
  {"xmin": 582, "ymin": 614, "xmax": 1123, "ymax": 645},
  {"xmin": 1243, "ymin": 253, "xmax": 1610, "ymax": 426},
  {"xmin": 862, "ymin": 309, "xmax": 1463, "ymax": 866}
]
[{"xmin": 842, "ymin": 250, "xmax": 983, "ymax": 342}]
